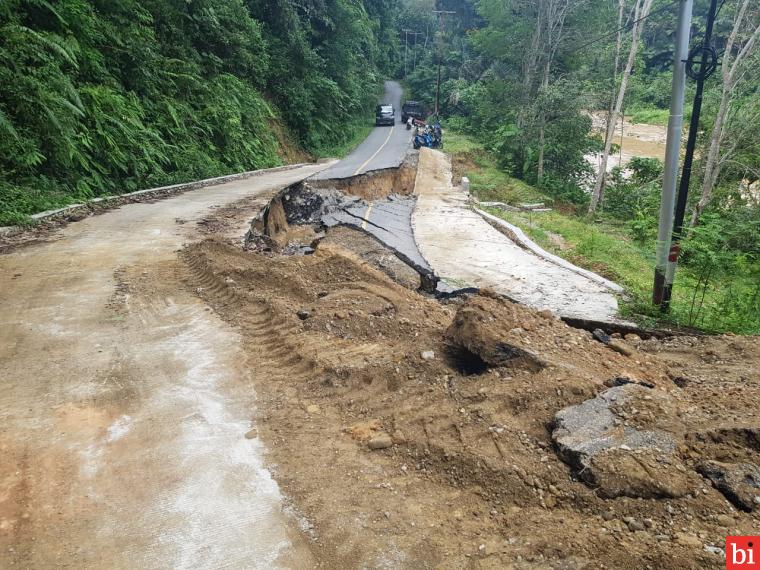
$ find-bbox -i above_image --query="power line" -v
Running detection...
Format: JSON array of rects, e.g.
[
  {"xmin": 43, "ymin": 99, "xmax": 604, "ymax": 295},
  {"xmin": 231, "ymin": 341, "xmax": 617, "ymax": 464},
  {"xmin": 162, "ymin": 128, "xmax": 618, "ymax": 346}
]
[{"xmin": 566, "ymin": 0, "xmax": 680, "ymax": 55}]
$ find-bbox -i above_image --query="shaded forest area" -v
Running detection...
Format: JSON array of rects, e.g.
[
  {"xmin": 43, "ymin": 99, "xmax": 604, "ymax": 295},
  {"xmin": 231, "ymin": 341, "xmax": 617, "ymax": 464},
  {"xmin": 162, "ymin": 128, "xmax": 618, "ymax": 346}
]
[
  {"xmin": 0, "ymin": 0, "xmax": 399, "ymax": 224},
  {"xmin": 401, "ymin": 0, "xmax": 758, "ymax": 333}
]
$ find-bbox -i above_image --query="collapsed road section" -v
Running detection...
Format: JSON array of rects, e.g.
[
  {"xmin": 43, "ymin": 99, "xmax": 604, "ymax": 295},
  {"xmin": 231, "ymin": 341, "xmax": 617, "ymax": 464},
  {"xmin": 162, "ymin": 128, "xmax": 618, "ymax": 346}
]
[
  {"xmin": 250, "ymin": 145, "xmax": 630, "ymax": 325},
  {"xmin": 246, "ymin": 154, "xmax": 440, "ymax": 292},
  {"xmin": 412, "ymin": 147, "xmax": 627, "ymax": 323},
  {"xmin": 182, "ymin": 234, "xmax": 760, "ymax": 568}
]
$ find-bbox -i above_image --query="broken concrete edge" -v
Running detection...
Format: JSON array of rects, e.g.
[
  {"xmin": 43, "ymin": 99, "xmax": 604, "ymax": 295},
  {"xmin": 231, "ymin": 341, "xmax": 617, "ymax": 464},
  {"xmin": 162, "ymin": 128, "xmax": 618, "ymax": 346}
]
[
  {"xmin": 325, "ymin": 221, "xmax": 439, "ymax": 294},
  {"xmin": 307, "ymin": 167, "xmax": 397, "ymax": 185},
  {"xmin": 0, "ymin": 162, "xmax": 316, "ymax": 236},
  {"xmin": 474, "ymin": 208, "xmax": 625, "ymax": 295}
]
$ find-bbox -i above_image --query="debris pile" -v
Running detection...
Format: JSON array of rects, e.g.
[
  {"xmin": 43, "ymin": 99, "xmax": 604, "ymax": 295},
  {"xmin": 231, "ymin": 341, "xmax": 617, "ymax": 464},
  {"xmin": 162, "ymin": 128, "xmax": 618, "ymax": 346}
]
[{"xmin": 184, "ymin": 236, "xmax": 760, "ymax": 568}]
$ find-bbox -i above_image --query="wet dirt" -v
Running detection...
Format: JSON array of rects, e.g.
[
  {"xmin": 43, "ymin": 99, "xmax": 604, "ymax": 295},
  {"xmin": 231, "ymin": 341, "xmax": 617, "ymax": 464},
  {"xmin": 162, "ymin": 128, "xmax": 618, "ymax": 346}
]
[
  {"xmin": 0, "ymin": 164, "xmax": 329, "ymax": 568},
  {"xmin": 3, "ymin": 147, "xmax": 758, "ymax": 570},
  {"xmin": 181, "ymin": 236, "xmax": 759, "ymax": 569}
]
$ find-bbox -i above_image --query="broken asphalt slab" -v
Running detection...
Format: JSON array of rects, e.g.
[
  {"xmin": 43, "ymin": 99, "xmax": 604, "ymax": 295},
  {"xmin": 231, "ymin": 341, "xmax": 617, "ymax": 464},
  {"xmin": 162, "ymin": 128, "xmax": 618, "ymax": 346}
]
[
  {"xmin": 697, "ymin": 460, "xmax": 760, "ymax": 512},
  {"xmin": 552, "ymin": 384, "xmax": 697, "ymax": 499}
]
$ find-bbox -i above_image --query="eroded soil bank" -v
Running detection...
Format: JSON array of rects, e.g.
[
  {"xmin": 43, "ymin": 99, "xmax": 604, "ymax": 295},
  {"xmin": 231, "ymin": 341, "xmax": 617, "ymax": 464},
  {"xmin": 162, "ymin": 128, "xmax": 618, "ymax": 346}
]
[{"xmin": 182, "ymin": 233, "xmax": 760, "ymax": 569}]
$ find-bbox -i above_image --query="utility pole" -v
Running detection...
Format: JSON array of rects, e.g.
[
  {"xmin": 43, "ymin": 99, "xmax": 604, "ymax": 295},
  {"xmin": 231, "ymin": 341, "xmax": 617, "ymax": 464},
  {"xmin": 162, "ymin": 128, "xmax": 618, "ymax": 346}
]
[
  {"xmin": 432, "ymin": 10, "xmax": 455, "ymax": 117},
  {"xmin": 402, "ymin": 29, "xmax": 411, "ymax": 77},
  {"xmin": 652, "ymin": 0, "xmax": 693, "ymax": 307},
  {"xmin": 410, "ymin": 31, "xmax": 423, "ymax": 70},
  {"xmin": 660, "ymin": 0, "xmax": 720, "ymax": 311}
]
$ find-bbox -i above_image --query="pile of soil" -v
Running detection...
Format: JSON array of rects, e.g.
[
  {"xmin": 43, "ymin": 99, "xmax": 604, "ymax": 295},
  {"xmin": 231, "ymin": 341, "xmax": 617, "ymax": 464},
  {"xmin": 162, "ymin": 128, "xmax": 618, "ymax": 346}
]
[{"xmin": 183, "ymin": 238, "xmax": 759, "ymax": 569}]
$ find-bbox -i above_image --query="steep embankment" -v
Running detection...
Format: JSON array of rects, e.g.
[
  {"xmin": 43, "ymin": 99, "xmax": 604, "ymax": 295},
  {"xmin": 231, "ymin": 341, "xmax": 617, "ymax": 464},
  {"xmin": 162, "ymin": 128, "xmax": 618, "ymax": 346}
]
[{"xmin": 0, "ymin": 0, "xmax": 397, "ymax": 225}]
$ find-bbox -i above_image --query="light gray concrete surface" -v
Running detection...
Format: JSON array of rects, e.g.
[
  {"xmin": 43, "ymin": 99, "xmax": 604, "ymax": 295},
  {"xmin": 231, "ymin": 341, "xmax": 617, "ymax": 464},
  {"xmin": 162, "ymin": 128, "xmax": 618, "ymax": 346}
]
[
  {"xmin": 0, "ymin": 163, "xmax": 314, "ymax": 237},
  {"xmin": 312, "ymin": 81, "xmax": 413, "ymax": 180},
  {"xmin": 476, "ymin": 209, "xmax": 624, "ymax": 293},
  {"xmin": 411, "ymin": 148, "xmax": 626, "ymax": 322}
]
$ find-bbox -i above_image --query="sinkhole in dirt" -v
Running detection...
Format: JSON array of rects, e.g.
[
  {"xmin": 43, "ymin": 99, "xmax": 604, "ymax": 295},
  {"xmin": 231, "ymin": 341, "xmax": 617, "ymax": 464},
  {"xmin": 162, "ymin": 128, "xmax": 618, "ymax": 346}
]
[{"xmin": 445, "ymin": 345, "xmax": 490, "ymax": 376}]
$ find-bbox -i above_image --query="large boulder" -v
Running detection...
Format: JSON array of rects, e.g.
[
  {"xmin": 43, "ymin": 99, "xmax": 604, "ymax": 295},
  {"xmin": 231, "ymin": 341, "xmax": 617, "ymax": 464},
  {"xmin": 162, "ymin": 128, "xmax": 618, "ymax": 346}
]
[{"xmin": 552, "ymin": 384, "xmax": 694, "ymax": 499}]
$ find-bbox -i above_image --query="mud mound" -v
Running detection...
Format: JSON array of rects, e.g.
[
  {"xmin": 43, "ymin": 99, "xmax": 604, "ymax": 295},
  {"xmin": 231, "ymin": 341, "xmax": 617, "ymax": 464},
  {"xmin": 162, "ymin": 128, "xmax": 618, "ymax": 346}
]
[
  {"xmin": 181, "ymin": 244, "xmax": 760, "ymax": 568},
  {"xmin": 446, "ymin": 294, "xmax": 669, "ymax": 387}
]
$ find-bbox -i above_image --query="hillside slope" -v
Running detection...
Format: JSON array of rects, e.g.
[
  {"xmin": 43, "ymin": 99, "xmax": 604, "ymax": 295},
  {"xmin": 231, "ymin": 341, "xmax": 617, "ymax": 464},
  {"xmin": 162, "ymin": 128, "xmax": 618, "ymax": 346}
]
[{"xmin": 0, "ymin": 0, "xmax": 399, "ymax": 224}]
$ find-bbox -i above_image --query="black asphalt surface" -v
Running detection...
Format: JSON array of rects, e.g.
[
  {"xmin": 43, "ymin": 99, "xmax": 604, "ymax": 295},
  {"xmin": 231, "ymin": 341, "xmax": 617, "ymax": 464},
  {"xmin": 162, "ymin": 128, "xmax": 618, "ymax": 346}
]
[
  {"xmin": 312, "ymin": 81, "xmax": 413, "ymax": 180},
  {"xmin": 322, "ymin": 195, "xmax": 431, "ymax": 272}
]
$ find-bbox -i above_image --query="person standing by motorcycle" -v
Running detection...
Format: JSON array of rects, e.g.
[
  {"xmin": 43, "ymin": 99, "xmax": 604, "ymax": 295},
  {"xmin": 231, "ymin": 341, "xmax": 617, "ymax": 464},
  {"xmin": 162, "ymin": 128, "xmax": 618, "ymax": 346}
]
[{"xmin": 432, "ymin": 121, "xmax": 442, "ymax": 149}]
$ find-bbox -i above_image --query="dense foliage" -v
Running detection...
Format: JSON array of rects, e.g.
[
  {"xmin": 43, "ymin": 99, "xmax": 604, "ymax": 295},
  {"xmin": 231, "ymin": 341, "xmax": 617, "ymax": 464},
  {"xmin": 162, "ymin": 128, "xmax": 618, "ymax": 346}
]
[
  {"xmin": 402, "ymin": 0, "xmax": 758, "ymax": 333},
  {"xmin": 0, "ymin": 0, "xmax": 399, "ymax": 224}
]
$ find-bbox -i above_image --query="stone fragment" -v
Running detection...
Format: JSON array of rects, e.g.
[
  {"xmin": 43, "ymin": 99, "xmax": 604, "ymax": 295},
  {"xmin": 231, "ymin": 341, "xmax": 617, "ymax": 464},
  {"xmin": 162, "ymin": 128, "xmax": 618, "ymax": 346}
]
[
  {"xmin": 697, "ymin": 460, "xmax": 760, "ymax": 512},
  {"xmin": 592, "ymin": 328, "xmax": 611, "ymax": 344},
  {"xmin": 368, "ymin": 433, "xmax": 393, "ymax": 450},
  {"xmin": 674, "ymin": 533, "xmax": 702, "ymax": 549},
  {"xmin": 608, "ymin": 340, "xmax": 633, "ymax": 357},
  {"xmin": 552, "ymin": 384, "xmax": 693, "ymax": 499}
]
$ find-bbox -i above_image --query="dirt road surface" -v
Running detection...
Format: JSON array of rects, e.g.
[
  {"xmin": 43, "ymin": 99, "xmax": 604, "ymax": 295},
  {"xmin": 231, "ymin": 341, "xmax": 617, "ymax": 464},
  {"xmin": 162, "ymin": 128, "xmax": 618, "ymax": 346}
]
[{"xmin": 0, "ymin": 164, "xmax": 328, "ymax": 568}]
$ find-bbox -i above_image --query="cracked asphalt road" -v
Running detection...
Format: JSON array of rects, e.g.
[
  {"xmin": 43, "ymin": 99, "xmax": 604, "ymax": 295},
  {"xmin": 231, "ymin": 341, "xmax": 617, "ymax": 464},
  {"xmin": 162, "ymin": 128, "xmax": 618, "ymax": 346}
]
[{"xmin": 312, "ymin": 80, "xmax": 413, "ymax": 180}]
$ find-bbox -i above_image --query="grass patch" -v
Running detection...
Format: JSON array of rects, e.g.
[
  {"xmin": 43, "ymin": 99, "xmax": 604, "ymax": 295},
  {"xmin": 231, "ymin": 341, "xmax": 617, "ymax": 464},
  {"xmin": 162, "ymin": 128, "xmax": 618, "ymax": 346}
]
[
  {"xmin": 487, "ymin": 208, "xmax": 759, "ymax": 334},
  {"xmin": 311, "ymin": 117, "xmax": 375, "ymax": 159},
  {"xmin": 491, "ymin": 209, "xmax": 654, "ymax": 292},
  {"xmin": 627, "ymin": 105, "xmax": 692, "ymax": 126},
  {"xmin": 445, "ymin": 130, "xmax": 547, "ymax": 205}
]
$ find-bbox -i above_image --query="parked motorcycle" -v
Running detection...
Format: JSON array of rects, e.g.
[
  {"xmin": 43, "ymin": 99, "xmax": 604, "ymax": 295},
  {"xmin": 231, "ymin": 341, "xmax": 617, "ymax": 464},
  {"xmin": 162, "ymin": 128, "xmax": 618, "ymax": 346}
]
[{"xmin": 412, "ymin": 123, "xmax": 443, "ymax": 150}]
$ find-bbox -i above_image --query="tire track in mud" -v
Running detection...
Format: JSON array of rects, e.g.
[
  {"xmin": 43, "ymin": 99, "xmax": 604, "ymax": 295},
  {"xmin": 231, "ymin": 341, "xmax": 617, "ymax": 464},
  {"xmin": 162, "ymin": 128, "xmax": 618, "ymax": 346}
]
[
  {"xmin": 182, "ymin": 250, "xmax": 320, "ymax": 378},
  {"xmin": 182, "ymin": 241, "xmax": 411, "ymax": 376}
]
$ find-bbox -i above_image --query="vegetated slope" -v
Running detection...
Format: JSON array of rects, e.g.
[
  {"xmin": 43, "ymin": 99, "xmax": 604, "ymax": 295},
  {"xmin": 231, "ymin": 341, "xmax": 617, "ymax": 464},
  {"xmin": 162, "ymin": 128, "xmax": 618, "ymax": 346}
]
[
  {"xmin": 447, "ymin": 129, "xmax": 760, "ymax": 335},
  {"xmin": 0, "ymin": 0, "xmax": 399, "ymax": 225}
]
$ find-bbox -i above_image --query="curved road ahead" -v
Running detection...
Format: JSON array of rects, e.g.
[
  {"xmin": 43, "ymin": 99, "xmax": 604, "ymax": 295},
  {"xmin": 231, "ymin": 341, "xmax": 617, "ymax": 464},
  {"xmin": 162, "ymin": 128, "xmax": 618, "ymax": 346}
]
[{"xmin": 312, "ymin": 80, "xmax": 413, "ymax": 180}]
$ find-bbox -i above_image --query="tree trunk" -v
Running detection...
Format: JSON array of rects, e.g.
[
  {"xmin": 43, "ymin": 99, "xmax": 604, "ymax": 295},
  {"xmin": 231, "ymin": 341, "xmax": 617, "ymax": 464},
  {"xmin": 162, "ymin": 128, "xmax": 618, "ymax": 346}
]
[
  {"xmin": 689, "ymin": 0, "xmax": 760, "ymax": 227},
  {"xmin": 537, "ymin": 59, "xmax": 550, "ymax": 183},
  {"xmin": 589, "ymin": 0, "xmax": 653, "ymax": 214},
  {"xmin": 518, "ymin": 1, "xmax": 544, "ymax": 129},
  {"xmin": 689, "ymin": 87, "xmax": 731, "ymax": 227}
]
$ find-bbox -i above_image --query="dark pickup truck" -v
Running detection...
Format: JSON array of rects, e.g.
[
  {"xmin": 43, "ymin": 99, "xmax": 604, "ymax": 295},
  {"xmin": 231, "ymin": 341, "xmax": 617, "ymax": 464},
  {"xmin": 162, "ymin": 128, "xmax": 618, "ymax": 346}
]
[{"xmin": 401, "ymin": 101, "xmax": 425, "ymax": 123}]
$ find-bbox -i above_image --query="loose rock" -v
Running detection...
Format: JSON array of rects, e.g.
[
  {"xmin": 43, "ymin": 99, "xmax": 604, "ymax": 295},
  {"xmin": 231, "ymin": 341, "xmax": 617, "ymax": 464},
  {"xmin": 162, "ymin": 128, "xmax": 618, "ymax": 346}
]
[
  {"xmin": 368, "ymin": 433, "xmax": 393, "ymax": 450},
  {"xmin": 552, "ymin": 384, "xmax": 694, "ymax": 499},
  {"xmin": 697, "ymin": 460, "xmax": 760, "ymax": 512}
]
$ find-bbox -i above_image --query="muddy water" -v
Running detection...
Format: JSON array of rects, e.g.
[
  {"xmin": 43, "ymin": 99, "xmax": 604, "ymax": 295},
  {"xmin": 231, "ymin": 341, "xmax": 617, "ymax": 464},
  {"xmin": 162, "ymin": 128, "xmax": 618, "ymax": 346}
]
[{"xmin": 588, "ymin": 112, "xmax": 668, "ymax": 174}]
